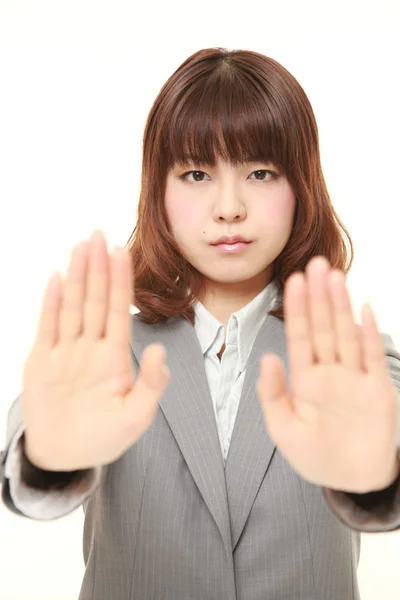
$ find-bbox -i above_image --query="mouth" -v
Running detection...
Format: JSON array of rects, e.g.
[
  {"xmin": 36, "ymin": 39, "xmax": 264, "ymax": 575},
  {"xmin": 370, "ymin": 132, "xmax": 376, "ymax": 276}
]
[
  {"xmin": 211, "ymin": 241, "xmax": 252, "ymax": 253},
  {"xmin": 211, "ymin": 235, "xmax": 250, "ymax": 245}
]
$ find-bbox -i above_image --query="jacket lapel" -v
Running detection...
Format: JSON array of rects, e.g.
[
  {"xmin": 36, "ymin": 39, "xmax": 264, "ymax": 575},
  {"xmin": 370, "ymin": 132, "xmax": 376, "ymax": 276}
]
[
  {"xmin": 224, "ymin": 314, "xmax": 290, "ymax": 550},
  {"xmin": 130, "ymin": 314, "xmax": 233, "ymax": 558}
]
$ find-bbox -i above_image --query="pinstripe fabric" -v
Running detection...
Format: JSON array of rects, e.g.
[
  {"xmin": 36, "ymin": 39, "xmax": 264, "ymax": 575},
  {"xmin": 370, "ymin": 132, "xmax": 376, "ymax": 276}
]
[
  {"xmin": 2, "ymin": 311, "xmax": 400, "ymax": 599},
  {"xmin": 78, "ymin": 313, "xmax": 363, "ymax": 599}
]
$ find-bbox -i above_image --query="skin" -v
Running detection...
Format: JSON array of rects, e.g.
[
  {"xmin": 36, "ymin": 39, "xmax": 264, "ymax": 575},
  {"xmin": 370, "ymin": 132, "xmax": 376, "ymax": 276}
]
[
  {"xmin": 164, "ymin": 160, "xmax": 296, "ymax": 329},
  {"xmin": 164, "ymin": 159, "xmax": 400, "ymax": 492}
]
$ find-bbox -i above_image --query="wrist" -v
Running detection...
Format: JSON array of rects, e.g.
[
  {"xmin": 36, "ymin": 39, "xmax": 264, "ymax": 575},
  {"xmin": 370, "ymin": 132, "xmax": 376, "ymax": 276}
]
[{"xmin": 390, "ymin": 452, "xmax": 400, "ymax": 484}]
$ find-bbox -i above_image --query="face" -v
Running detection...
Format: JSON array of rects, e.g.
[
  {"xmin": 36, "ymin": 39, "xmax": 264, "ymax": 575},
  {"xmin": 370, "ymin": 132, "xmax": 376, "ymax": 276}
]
[{"xmin": 164, "ymin": 160, "xmax": 296, "ymax": 299}]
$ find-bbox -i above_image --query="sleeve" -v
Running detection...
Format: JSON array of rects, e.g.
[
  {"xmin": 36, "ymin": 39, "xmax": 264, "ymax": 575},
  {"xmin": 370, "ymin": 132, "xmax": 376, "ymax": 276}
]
[
  {"xmin": 322, "ymin": 333, "xmax": 400, "ymax": 532},
  {"xmin": 1, "ymin": 393, "xmax": 102, "ymax": 521}
]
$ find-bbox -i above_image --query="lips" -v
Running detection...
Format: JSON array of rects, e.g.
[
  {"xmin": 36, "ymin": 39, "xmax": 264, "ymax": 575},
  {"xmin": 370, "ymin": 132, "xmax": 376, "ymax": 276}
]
[{"xmin": 212, "ymin": 235, "xmax": 250, "ymax": 245}]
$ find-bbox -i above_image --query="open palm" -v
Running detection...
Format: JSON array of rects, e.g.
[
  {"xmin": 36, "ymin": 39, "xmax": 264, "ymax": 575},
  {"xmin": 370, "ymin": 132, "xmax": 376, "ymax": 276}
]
[{"xmin": 257, "ymin": 257, "xmax": 400, "ymax": 494}]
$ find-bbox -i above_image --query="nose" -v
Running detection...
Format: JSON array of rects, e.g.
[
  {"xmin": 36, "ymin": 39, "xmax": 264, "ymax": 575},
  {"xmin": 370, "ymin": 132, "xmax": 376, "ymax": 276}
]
[{"xmin": 213, "ymin": 180, "xmax": 247, "ymax": 223}]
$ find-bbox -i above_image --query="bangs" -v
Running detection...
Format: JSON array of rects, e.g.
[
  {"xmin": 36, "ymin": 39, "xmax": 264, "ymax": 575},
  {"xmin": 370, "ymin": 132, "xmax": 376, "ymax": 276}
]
[
  {"xmin": 163, "ymin": 67, "xmax": 290, "ymax": 172},
  {"xmin": 133, "ymin": 49, "xmax": 354, "ymax": 324}
]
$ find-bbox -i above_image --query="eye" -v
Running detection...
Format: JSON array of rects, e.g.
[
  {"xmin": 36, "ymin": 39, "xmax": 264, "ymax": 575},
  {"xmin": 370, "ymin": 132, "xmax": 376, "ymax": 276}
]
[
  {"xmin": 249, "ymin": 170, "xmax": 279, "ymax": 181},
  {"xmin": 179, "ymin": 171, "xmax": 210, "ymax": 183}
]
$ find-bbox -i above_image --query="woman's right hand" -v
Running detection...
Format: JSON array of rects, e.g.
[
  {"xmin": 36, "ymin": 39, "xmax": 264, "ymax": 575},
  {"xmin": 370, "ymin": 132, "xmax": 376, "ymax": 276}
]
[{"xmin": 21, "ymin": 231, "xmax": 170, "ymax": 472}]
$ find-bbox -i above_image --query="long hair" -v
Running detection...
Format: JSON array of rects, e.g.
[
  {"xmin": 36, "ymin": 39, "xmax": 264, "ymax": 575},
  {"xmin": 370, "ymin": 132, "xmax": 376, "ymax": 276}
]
[{"xmin": 126, "ymin": 47, "xmax": 353, "ymax": 325}]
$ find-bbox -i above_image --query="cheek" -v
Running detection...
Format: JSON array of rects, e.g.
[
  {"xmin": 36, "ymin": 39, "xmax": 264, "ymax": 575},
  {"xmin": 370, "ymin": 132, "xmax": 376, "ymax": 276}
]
[
  {"xmin": 257, "ymin": 192, "xmax": 296, "ymax": 229},
  {"xmin": 165, "ymin": 193, "xmax": 203, "ymax": 232}
]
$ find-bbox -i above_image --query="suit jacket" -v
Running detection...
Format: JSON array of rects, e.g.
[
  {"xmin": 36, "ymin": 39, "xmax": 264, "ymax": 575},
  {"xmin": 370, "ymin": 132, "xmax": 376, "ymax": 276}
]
[{"xmin": 2, "ymin": 313, "xmax": 400, "ymax": 600}]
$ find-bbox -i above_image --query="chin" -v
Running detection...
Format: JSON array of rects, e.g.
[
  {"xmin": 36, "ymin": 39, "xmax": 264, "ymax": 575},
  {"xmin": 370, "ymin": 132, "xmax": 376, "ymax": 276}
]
[{"xmin": 202, "ymin": 268, "xmax": 265, "ymax": 284}]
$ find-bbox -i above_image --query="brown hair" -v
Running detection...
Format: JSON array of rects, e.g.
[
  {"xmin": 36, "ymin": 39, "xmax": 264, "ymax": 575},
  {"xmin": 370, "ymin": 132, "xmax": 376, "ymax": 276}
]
[{"xmin": 126, "ymin": 47, "xmax": 353, "ymax": 325}]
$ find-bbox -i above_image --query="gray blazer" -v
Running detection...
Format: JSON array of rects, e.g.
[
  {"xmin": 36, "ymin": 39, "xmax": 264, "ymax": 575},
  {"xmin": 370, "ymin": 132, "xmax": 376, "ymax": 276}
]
[{"xmin": 2, "ymin": 313, "xmax": 400, "ymax": 600}]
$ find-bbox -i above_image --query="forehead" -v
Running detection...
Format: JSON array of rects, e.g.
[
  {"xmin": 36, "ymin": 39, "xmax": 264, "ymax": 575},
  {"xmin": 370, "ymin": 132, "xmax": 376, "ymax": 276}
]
[{"xmin": 162, "ymin": 90, "xmax": 288, "ymax": 173}]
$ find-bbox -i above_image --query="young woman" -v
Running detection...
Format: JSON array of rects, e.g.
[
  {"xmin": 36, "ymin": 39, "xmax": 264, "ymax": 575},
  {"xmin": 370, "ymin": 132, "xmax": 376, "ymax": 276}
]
[{"xmin": 2, "ymin": 47, "xmax": 400, "ymax": 600}]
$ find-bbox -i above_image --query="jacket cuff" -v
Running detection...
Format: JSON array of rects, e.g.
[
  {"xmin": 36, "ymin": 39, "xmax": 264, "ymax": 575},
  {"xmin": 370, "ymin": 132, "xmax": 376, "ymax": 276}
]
[
  {"xmin": 322, "ymin": 452, "xmax": 400, "ymax": 533},
  {"xmin": 17, "ymin": 432, "xmax": 95, "ymax": 493}
]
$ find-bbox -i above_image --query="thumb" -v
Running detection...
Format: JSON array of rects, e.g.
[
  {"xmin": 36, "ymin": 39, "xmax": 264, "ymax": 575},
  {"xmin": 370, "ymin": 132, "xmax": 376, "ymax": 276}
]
[
  {"xmin": 124, "ymin": 343, "xmax": 170, "ymax": 422},
  {"xmin": 257, "ymin": 353, "xmax": 287, "ymax": 401},
  {"xmin": 257, "ymin": 353, "xmax": 295, "ymax": 444}
]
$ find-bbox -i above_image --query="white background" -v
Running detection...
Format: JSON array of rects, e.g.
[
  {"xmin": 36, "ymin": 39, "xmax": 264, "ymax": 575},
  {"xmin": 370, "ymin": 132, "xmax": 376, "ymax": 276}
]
[{"xmin": 0, "ymin": 1, "xmax": 399, "ymax": 598}]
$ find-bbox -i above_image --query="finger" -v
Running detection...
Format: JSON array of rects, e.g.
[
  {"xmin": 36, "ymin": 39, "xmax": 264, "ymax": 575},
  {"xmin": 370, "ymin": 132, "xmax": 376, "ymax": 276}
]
[
  {"xmin": 84, "ymin": 231, "xmax": 110, "ymax": 339},
  {"xmin": 306, "ymin": 257, "xmax": 335, "ymax": 363},
  {"xmin": 328, "ymin": 269, "xmax": 361, "ymax": 370},
  {"xmin": 360, "ymin": 303, "xmax": 387, "ymax": 376},
  {"xmin": 123, "ymin": 343, "xmax": 170, "ymax": 429},
  {"xmin": 257, "ymin": 354, "xmax": 297, "ymax": 446},
  {"xmin": 284, "ymin": 271, "xmax": 313, "ymax": 376},
  {"xmin": 59, "ymin": 241, "xmax": 90, "ymax": 341},
  {"xmin": 35, "ymin": 272, "xmax": 64, "ymax": 348},
  {"xmin": 106, "ymin": 246, "xmax": 133, "ymax": 345}
]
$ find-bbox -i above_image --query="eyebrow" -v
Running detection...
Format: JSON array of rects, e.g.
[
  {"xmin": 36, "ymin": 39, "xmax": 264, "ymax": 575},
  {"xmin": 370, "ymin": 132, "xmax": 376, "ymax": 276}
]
[{"xmin": 178, "ymin": 156, "xmax": 276, "ymax": 167}]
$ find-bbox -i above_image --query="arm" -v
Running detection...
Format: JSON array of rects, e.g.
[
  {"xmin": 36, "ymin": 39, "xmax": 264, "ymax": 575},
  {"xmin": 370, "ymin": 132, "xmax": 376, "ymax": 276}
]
[
  {"xmin": 1, "ymin": 395, "xmax": 101, "ymax": 520},
  {"xmin": 322, "ymin": 451, "xmax": 400, "ymax": 532},
  {"xmin": 322, "ymin": 334, "xmax": 400, "ymax": 532}
]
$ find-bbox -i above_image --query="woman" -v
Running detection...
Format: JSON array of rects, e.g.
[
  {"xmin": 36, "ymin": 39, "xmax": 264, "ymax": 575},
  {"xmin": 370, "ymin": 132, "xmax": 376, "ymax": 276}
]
[{"xmin": 2, "ymin": 47, "xmax": 400, "ymax": 600}]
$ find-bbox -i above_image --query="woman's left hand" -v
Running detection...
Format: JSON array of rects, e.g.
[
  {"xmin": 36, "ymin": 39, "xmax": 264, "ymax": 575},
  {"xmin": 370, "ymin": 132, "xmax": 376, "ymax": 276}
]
[{"xmin": 257, "ymin": 256, "xmax": 400, "ymax": 493}]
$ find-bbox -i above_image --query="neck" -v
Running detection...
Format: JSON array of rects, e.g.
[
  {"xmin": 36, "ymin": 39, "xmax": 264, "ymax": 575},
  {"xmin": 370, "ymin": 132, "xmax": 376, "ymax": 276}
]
[{"xmin": 197, "ymin": 271, "xmax": 271, "ymax": 328}]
